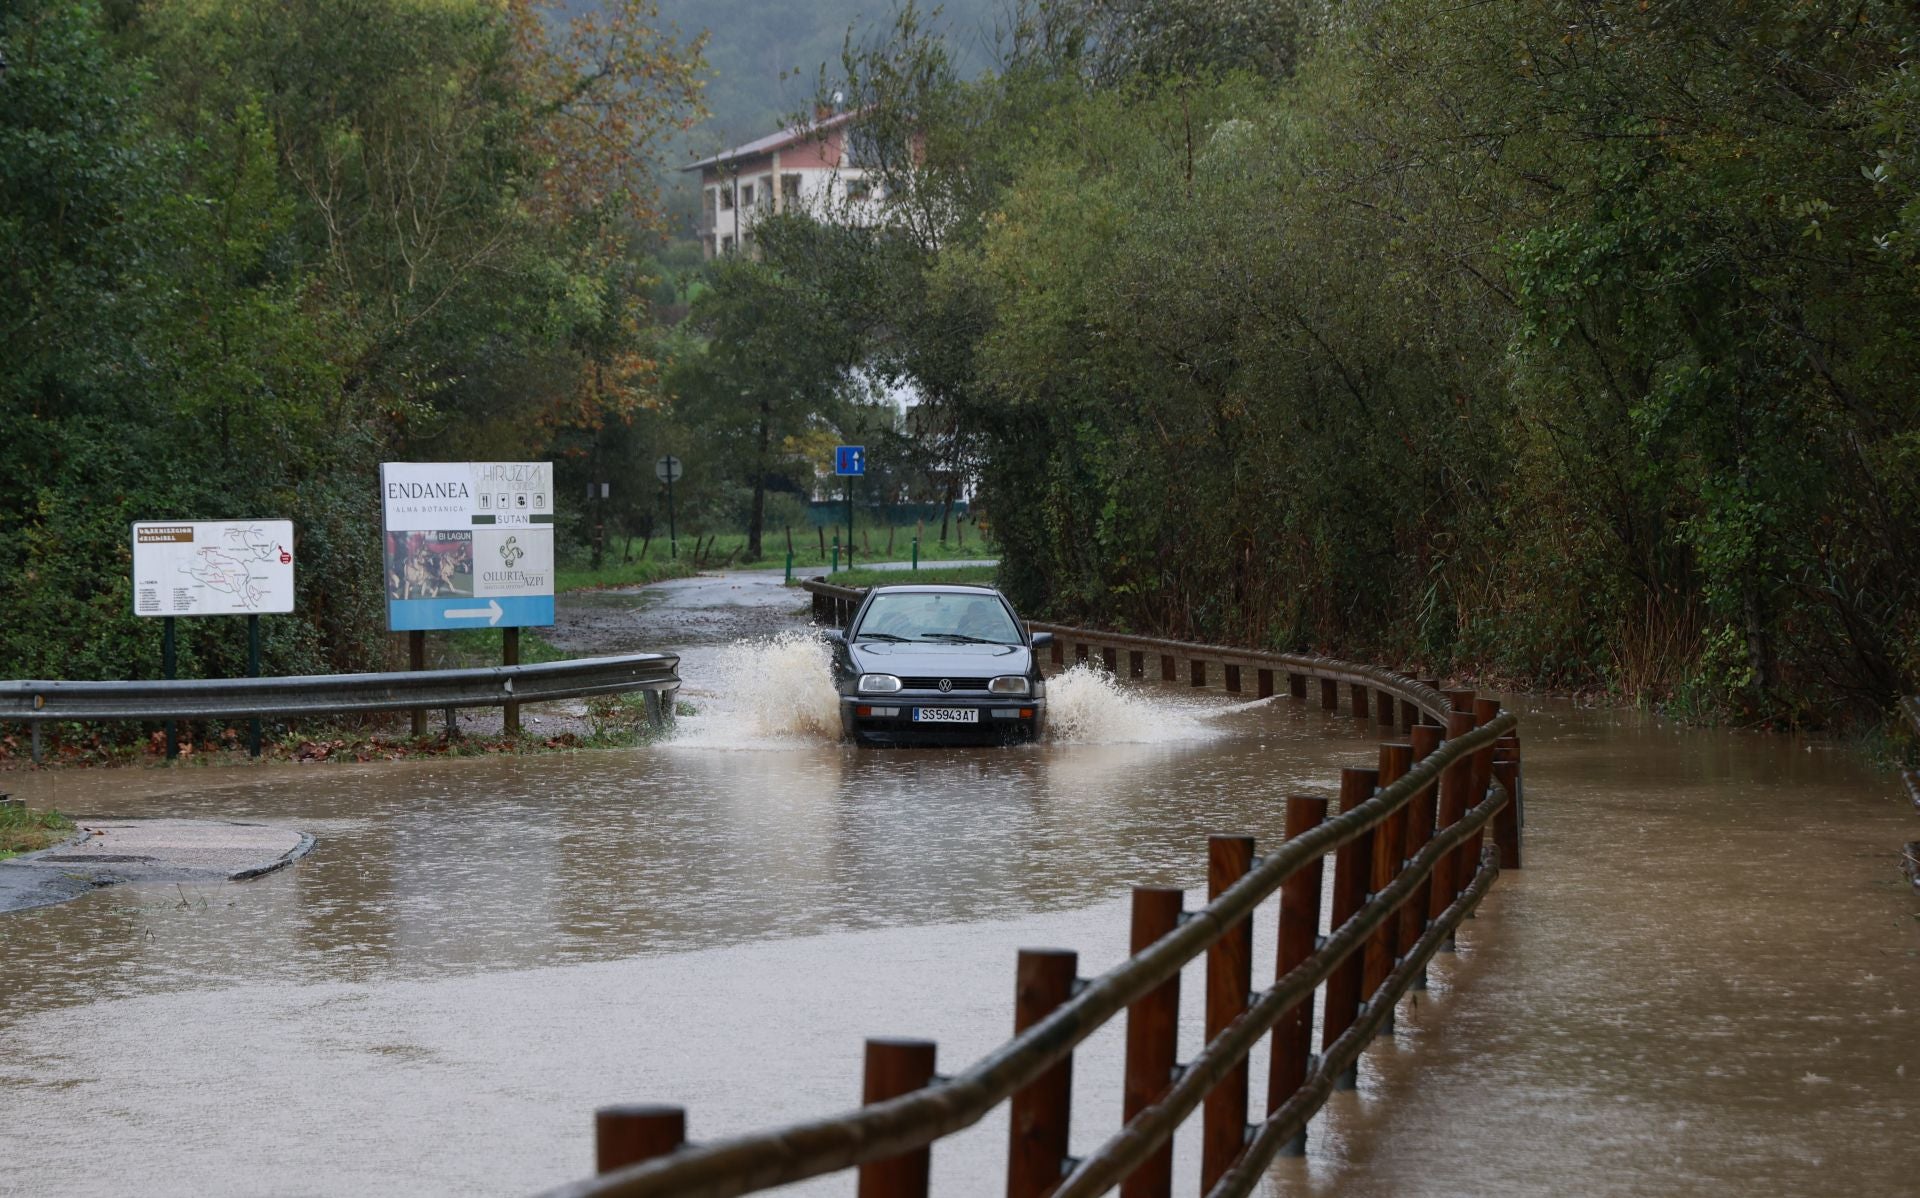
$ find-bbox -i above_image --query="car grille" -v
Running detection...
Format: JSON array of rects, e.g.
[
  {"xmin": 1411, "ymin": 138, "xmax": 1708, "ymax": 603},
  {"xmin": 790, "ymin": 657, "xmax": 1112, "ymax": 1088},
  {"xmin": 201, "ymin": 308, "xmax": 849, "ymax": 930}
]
[{"xmin": 900, "ymin": 676, "xmax": 990, "ymax": 691}]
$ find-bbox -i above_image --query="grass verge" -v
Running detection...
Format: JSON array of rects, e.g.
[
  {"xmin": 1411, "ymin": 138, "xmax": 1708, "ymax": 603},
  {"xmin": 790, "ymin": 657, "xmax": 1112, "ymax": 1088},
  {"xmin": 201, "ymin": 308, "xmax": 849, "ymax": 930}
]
[
  {"xmin": 556, "ymin": 556, "xmax": 698, "ymax": 593},
  {"xmin": 0, "ymin": 804, "xmax": 75, "ymax": 859}
]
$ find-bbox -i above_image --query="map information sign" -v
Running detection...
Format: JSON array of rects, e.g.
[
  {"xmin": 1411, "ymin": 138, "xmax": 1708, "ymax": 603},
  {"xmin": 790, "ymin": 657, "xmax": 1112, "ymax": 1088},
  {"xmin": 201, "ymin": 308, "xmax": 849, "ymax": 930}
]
[
  {"xmin": 380, "ymin": 462, "xmax": 555, "ymax": 631},
  {"xmin": 132, "ymin": 521, "xmax": 296, "ymax": 617}
]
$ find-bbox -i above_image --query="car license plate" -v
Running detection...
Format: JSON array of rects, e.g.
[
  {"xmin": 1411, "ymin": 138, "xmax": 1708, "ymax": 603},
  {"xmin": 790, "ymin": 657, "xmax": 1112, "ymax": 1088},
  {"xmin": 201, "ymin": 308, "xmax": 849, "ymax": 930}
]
[{"xmin": 913, "ymin": 707, "xmax": 979, "ymax": 724}]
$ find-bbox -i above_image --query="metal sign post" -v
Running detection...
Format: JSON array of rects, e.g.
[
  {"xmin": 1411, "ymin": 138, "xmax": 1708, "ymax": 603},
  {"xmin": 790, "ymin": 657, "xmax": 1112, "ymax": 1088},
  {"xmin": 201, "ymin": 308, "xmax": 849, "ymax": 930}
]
[
  {"xmin": 835, "ymin": 446, "xmax": 865, "ymax": 571},
  {"xmin": 655, "ymin": 456, "xmax": 683, "ymax": 559},
  {"xmin": 247, "ymin": 614, "xmax": 261, "ymax": 757}
]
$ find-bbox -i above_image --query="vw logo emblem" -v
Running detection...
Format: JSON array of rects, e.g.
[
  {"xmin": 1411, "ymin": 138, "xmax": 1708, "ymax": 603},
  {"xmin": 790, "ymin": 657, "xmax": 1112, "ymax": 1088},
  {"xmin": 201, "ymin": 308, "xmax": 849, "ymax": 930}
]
[{"xmin": 938, "ymin": 678, "xmax": 953, "ymax": 693}]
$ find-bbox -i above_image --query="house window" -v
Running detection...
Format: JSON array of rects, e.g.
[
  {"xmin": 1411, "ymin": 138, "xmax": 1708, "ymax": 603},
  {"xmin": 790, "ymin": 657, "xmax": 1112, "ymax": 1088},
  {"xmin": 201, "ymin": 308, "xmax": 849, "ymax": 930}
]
[
  {"xmin": 846, "ymin": 176, "xmax": 871, "ymax": 202},
  {"xmin": 740, "ymin": 182, "xmax": 755, "ymax": 207},
  {"xmin": 702, "ymin": 188, "xmax": 716, "ymax": 227},
  {"xmin": 718, "ymin": 185, "xmax": 734, "ymax": 210},
  {"xmin": 758, "ymin": 176, "xmax": 774, "ymax": 209},
  {"xmin": 721, "ymin": 234, "xmax": 734, "ymax": 254},
  {"xmin": 781, "ymin": 174, "xmax": 802, "ymax": 205}
]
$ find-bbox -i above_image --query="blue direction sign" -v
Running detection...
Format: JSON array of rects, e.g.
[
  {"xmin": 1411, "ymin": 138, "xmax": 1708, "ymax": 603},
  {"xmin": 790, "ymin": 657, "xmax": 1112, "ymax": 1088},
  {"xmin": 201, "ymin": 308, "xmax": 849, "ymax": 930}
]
[
  {"xmin": 387, "ymin": 595, "xmax": 555, "ymax": 631},
  {"xmin": 835, "ymin": 445, "xmax": 866, "ymax": 476}
]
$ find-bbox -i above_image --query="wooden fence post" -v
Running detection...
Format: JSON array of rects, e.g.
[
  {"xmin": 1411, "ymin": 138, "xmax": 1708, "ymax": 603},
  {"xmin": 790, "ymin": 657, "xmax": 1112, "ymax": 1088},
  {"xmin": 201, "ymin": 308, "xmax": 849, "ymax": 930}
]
[
  {"xmin": 596, "ymin": 1104, "xmax": 685, "ymax": 1175},
  {"xmin": 1202, "ymin": 835, "xmax": 1255, "ymax": 1190},
  {"xmin": 1123, "ymin": 887, "xmax": 1184, "ymax": 1198},
  {"xmin": 1365, "ymin": 743, "xmax": 1413, "ymax": 1034},
  {"xmin": 1008, "ymin": 949, "xmax": 1078, "ymax": 1198},
  {"xmin": 1431, "ymin": 711, "xmax": 1477, "ymax": 949},
  {"xmin": 1350, "ymin": 682, "xmax": 1369, "ymax": 720},
  {"xmin": 858, "ymin": 1040, "xmax": 938, "ymax": 1198},
  {"xmin": 1129, "ymin": 650, "xmax": 1145, "ymax": 679},
  {"xmin": 1324, "ymin": 768, "xmax": 1378, "ymax": 1089},
  {"xmin": 1289, "ymin": 672, "xmax": 1307, "ymax": 699},
  {"xmin": 1466, "ymin": 698, "xmax": 1502, "ymax": 888},
  {"xmin": 1269, "ymin": 796, "xmax": 1329, "ymax": 1154},
  {"xmin": 1319, "ymin": 678, "xmax": 1339, "ymax": 711},
  {"xmin": 1257, "ymin": 668, "xmax": 1274, "ymax": 699},
  {"xmin": 1417, "ymin": 679, "xmax": 1443, "ymax": 724},
  {"xmin": 1161, "ymin": 654, "xmax": 1176, "ymax": 682},
  {"xmin": 1224, "ymin": 663, "xmax": 1241, "ymax": 693},
  {"xmin": 1190, "ymin": 659, "xmax": 1208, "ymax": 689},
  {"xmin": 1403, "ymin": 724, "xmax": 1444, "ymax": 990},
  {"xmin": 1492, "ymin": 746, "xmax": 1523, "ymax": 869}
]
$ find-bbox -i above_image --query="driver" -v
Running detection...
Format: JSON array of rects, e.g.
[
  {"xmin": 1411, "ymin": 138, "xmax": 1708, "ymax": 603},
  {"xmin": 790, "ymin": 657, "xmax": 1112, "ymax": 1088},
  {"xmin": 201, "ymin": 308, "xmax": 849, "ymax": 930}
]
[{"xmin": 956, "ymin": 598, "xmax": 1001, "ymax": 640}]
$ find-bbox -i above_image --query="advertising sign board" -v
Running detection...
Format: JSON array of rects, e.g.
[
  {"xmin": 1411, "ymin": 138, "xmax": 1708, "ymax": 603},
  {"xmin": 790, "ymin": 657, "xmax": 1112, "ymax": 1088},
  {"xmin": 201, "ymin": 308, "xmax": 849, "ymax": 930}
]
[
  {"xmin": 380, "ymin": 462, "xmax": 555, "ymax": 631},
  {"xmin": 131, "ymin": 521, "xmax": 296, "ymax": 617}
]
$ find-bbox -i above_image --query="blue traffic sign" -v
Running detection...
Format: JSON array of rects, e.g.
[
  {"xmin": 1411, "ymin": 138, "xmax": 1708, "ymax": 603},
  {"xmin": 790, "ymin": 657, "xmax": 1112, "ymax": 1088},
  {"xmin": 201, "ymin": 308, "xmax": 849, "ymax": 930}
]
[{"xmin": 835, "ymin": 445, "xmax": 866, "ymax": 476}]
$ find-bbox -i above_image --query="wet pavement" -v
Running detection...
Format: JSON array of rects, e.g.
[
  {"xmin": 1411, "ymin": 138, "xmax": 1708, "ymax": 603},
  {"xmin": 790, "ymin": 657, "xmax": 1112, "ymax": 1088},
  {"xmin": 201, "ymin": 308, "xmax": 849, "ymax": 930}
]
[
  {"xmin": 1, "ymin": 570, "xmax": 1916, "ymax": 1196},
  {"xmin": 0, "ymin": 818, "xmax": 312, "ymax": 911}
]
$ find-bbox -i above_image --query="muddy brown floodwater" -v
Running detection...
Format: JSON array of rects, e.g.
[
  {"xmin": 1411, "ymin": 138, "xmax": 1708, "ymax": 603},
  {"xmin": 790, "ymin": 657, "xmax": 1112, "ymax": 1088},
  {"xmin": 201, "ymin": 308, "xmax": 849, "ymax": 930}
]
[{"xmin": 2, "ymin": 570, "xmax": 1916, "ymax": 1197}]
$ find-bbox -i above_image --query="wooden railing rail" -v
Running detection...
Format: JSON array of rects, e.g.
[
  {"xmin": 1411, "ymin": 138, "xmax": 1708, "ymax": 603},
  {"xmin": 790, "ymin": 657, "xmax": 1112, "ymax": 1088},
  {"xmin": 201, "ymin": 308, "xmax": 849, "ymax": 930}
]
[{"xmin": 539, "ymin": 584, "xmax": 1526, "ymax": 1198}]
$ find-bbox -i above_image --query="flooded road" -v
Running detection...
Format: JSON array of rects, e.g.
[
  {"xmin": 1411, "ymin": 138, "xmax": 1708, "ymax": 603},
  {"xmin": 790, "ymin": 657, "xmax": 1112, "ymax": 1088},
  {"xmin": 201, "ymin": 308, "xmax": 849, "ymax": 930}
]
[{"xmin": 3, "ymin": 571, "xmax": 1916, "ymax": 1196}]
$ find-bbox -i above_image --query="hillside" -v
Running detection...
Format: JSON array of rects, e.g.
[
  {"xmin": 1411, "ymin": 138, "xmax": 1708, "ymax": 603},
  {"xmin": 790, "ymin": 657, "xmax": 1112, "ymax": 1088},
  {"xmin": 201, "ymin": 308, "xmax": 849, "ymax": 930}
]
[{"xmin": 655, "ymin": 0, "xmax": 997, "ymax": 150}]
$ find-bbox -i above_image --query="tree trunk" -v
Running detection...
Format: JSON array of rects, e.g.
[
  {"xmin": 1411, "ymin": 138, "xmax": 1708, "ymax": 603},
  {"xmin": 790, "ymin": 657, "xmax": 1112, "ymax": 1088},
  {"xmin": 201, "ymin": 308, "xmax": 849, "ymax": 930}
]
[{"xmin": 747, "ymin": 395, "xmax": 771, "ymax": 560}]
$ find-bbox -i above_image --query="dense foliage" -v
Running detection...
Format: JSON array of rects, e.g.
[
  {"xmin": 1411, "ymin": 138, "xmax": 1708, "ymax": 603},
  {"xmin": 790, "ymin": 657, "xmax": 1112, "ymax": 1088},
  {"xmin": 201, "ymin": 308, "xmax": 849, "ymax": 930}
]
[
  {"xmin": 0, "ymin": 0, "xmax": 703, "ymax": 682},
  {"xmin": 811, "ymin": 0, "xmax": 1920, "ymax": 726}
]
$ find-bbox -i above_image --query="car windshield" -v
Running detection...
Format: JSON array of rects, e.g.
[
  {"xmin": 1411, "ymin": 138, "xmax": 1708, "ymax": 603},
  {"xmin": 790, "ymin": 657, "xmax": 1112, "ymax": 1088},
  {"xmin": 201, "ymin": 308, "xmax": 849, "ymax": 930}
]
[{"xmin": 855, "ymin": 592, "xmax": 1021, "ymax": 644}]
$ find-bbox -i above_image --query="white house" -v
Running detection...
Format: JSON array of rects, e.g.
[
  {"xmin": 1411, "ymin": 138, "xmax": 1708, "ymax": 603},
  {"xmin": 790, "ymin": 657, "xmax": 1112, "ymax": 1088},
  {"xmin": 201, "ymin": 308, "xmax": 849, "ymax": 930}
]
[{"xmin": 681, "ymin": 109, "xmax": 885, "ymax": 258}]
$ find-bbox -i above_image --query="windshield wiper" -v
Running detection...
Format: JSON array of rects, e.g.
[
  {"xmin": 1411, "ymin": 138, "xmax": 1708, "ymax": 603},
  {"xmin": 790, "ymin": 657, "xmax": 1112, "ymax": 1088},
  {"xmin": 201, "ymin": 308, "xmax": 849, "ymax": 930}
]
[
  {"xmin": 919, "ymin": 633, "xmax": 1008, "ymax": 644},
  {"xmin": 854, "ymin": 631, "xmax": 913, "ymax": 642}
]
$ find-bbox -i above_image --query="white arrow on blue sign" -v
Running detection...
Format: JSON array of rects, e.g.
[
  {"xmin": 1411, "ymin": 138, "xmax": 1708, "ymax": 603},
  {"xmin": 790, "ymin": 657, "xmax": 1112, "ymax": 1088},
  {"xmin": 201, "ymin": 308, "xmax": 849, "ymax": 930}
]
[{"xmin": 835, "ymin": 445, "xmax": 866, "ymax": 476}]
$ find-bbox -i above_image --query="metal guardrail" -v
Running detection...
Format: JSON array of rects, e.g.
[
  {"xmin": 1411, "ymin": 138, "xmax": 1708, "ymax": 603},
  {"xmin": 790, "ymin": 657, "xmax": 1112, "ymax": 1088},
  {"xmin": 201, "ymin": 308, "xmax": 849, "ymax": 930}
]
[
  {"xmin": 2, "ymin": 653, "xmax": 680, "ymax": 761},
  {"xmin": 545, "ymin": 584, "xmax": 1524, "ymax": 1198}
]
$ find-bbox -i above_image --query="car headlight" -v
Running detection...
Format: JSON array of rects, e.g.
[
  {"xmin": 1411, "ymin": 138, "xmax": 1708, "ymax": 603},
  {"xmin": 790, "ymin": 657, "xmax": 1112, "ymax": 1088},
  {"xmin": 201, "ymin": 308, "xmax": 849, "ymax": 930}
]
[
  {"xmin": 988, "ymin": 676, "xmax": 1030, "ymax": 696},
  {"xmin": 858, "ymin": 673, "xmax": 903, "ymax": 694}
]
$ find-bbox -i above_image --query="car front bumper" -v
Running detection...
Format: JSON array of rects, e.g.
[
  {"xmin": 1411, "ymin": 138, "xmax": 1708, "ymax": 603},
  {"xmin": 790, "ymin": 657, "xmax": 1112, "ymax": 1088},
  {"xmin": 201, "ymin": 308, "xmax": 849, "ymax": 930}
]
[{"xmin": 839, "ymin": 693, "xmax": 1045, "ymax": 745}]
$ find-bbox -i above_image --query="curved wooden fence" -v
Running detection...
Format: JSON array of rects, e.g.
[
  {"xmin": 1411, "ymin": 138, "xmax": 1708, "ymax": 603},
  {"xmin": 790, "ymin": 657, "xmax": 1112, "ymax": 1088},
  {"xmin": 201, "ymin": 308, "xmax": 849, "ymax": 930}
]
[{"xmin": 538, "ymin": 579, "xmax": 1526, "ymax": 1198}]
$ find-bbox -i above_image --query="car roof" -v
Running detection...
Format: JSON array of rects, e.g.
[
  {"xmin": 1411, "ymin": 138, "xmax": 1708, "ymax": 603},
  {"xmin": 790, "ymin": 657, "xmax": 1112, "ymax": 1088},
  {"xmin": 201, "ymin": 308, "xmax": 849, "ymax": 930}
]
[{"xmin": 866, "ymin": 583, "xmax": 1003, "ymax": 595}]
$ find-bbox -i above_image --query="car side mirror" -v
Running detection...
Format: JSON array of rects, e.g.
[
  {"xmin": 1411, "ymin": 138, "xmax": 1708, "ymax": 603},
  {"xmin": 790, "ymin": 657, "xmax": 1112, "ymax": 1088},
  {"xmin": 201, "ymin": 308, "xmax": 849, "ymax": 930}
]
[
  {"xmin": 822, "ymin": 628, "xmax": 846, "ymax": 645},
  {"xmin": 1029, "ymin": 632, "xmax": 1054, "ymax": 650}
]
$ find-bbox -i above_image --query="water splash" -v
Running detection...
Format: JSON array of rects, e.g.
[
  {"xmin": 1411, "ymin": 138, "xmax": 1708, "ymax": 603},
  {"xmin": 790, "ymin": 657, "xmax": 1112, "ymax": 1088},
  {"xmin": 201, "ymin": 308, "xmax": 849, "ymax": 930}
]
[
  {"xmin": 669, "ymin": 632, "xmax": 843, "ymax": 748},
  {"xmin": 1042, "ymin": 664, "xmax": 1215, "ymax": 744}
]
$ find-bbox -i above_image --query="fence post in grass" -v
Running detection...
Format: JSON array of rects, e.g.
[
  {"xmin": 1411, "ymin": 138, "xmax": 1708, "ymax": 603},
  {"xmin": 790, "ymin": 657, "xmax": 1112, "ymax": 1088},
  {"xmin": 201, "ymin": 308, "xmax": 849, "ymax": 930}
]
[
  {"xmin": 1202, "ymin": 834, "xmax": 1256, "ymax": 1190},
  {"xmin": 1123, "ymin": 887, "xmax": 1184, "ymax": 1198},
  {"xmin": 1366, "ymin": 743, "xmax": 1414, "ymax": 1033},
  {"xmin": 1008, "ymin": 949, "xmax": 1078, "ymax": 1198},
  {"xmin": 596, "ymin": 1104, "xmax": 685, "ymax": 1174},
  {"xmin": 1270, "ymin": 796, "xmax": 1329, "ymax": 1153},
  {"xmin": 1403, "ymin": 724, "xmax": 1444, "ymax": 989},
  {"xmin": 858, "ymin": 1039, "xmax": 938, "ymax": 1198},
  {"xmin": 1325, "ymin": 768, "xmax": 1378, "ymax": 1089}
]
